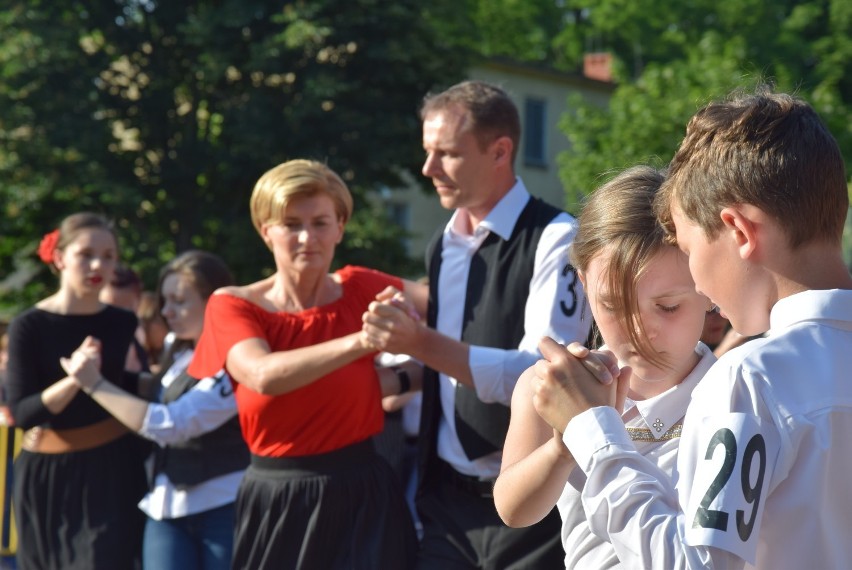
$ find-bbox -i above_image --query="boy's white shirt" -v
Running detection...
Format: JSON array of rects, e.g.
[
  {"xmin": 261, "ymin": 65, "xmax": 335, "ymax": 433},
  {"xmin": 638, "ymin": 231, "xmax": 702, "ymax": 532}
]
[
  {"xmin": 558, "ymin": 342, "xmax": 716, "ymax": 569},
  {"xmin": 564, "ymin": 289, "xmax": 852, "ymax": 569}
]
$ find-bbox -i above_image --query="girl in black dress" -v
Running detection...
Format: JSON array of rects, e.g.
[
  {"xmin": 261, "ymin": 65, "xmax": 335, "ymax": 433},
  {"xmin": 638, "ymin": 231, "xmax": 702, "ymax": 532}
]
[{"xmin": 6, "ymin": 212, "xmax": 147, "ymax": 569}]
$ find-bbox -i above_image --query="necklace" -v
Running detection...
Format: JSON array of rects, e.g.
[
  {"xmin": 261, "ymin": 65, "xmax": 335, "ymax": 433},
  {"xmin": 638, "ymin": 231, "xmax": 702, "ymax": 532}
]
[{"xmin": 626, "ymin": 422, "xmax": 682, "ymax": 442}]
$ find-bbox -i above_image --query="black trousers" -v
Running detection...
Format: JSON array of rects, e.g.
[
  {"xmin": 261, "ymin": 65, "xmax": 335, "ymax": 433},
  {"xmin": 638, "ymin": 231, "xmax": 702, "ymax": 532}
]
[{"xmin": 415, "ymin": 473, "xmax": 563, "ymax": 570}]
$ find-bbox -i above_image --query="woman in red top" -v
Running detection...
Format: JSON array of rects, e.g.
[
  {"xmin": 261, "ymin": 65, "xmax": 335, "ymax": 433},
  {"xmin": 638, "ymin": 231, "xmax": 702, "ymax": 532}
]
[{"xmin": 187, "ymin": 159, "xmax": 424, "ymax": 569}]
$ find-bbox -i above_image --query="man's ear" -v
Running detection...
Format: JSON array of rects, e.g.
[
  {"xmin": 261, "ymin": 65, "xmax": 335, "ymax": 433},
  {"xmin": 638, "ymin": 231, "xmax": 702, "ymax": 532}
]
[
  {"xmin": 492, "ymin": 136, "xmax": 513, "ymax": 166},
  {"xmin": 719, "ymin": 205, "xmax": 761, "ymax": 260}
]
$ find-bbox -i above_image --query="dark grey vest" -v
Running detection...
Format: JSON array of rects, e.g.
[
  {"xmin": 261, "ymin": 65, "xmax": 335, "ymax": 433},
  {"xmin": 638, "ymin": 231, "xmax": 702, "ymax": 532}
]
[
  {"xmin": 156, "ymin": 369, "xmax": 249, "ymax": 488},
  {"xmin": 419, "ymin": 196, "xmax": 563, "ymax": 488}
]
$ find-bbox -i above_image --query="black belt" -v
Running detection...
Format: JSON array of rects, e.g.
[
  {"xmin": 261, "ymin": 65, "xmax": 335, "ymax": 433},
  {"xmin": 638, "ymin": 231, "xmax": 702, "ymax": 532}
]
[
  {"xmin": 250, "ymin": 439, "xmax": 375, "ymax": 473},
  {"xmin": 440, "ymin": 460, "xmax": 495, "ymax": 498}
]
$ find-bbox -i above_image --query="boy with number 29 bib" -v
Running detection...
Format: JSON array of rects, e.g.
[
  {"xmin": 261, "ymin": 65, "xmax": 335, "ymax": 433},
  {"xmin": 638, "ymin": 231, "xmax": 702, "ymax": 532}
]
[{"xmin": 530, "ymin": 89, "xmax": 852, "ymax": 568}]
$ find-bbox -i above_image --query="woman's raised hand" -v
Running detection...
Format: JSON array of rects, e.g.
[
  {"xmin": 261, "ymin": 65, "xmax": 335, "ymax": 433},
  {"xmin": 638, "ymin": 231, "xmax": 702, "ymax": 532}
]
[{"xmin": 60, "ymin": 336, "xmax": 103, "ymax": 390}]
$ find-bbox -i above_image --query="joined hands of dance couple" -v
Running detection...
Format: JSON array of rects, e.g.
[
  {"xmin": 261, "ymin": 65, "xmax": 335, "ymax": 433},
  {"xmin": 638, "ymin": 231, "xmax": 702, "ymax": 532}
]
[
  {"xmin": 360, "ymin": 286, "xmax": 422, "ymax": 355},
  {"xmin": 528, "ymin": 337, "xmax": 629, "ymax": 437},
  {"xmin": 69, "ymin": 286, "xmax": 627, "ymax": 442},
  {"xmin": 64, "ymin": 284, "xmax": 429, "ymax": 398},
  {"xmin": 59, "ymin": 336, "xmax": 105, "ymax": 394},
  {"xmin": 362, "ymin": 287, "xmax": 629, "ymax": 434}
]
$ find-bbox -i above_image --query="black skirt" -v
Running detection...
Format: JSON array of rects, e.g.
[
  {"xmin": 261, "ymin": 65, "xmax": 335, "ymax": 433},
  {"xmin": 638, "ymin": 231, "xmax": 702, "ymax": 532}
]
[
  {"xmin": 233, "ymin": 439, "xmax": 417, "ymax": 570},
  {"xmin": 13, "ymin": 433, "xmax": 147, "ymax": 570}
]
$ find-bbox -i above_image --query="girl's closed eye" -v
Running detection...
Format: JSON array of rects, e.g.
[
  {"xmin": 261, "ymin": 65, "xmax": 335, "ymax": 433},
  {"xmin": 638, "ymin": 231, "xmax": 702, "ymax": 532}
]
[
  {"xmin": 597, "ymin": 294, "xmax": 617, "ymax": 313},
  {"xmin": 659, "ymin": 304, "xmax": 679, "ymax": 313}
]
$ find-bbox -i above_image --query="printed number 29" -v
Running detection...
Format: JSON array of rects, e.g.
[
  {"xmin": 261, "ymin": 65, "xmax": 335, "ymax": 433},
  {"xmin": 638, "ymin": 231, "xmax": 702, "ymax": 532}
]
[
  {"xmin": 560, "ymin": 264, "xmax": 578, "ymax": 317},
  {"xmin": 693, "ymin": 428, "xmax": 766, "ymax": 542}
]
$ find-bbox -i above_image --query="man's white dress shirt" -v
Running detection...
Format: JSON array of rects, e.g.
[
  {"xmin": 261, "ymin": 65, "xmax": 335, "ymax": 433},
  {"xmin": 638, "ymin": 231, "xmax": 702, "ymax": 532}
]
[{"xmin": 437, "ymin": 178, "xmax": 589, "ymax": 478}]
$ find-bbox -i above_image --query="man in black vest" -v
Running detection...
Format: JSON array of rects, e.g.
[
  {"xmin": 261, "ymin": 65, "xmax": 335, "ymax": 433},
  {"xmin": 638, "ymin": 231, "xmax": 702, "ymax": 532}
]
[{"xmin": 363, "ymin": 80, "xmax": 591, "ymax": 568}]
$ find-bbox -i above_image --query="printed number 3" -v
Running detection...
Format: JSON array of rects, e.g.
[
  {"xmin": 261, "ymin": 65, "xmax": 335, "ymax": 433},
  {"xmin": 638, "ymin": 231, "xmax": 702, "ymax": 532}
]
[
  {"xmin": 693, "ymin": 428, "xmax": 767, "ymax": 542},
  {"xmin": 560, "ymin": 264, "xmax": 578, "ymax": 317},
  {"xmin": 214, "ymin": 370, "xmax": 233, "ymax": 398}
]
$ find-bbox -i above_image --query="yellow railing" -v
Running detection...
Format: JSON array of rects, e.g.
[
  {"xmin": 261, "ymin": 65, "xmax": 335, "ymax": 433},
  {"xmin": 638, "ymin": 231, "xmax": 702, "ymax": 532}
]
[{"xmin": 0, "ymin": 423, "xmax": 22, "ymax": 557}]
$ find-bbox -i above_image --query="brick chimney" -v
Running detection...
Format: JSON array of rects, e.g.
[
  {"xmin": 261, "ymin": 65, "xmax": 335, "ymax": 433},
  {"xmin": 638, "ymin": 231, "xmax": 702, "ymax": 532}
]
[{"xmin": 583, "ymin": 52, "xmax": 613, "ymax": 82}]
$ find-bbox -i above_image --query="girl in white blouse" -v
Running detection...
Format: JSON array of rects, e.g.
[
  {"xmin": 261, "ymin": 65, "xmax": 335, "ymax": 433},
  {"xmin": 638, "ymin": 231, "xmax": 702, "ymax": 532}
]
[{"xmin": 493, "ymin": 166, "xmax": 716, "ymax": 568}]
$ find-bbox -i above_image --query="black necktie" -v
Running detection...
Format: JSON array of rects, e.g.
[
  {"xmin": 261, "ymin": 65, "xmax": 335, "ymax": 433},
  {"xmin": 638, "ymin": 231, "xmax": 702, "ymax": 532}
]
[{"xmin": 428, "ymin": 231, "xmax": 512, "ymax": 461}]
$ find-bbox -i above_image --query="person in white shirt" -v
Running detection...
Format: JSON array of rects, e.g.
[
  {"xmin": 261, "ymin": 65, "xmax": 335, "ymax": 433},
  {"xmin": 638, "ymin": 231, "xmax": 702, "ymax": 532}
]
[
  {"xmin": 494, "ymin": 166, "xmax": 716, "ymax": 568},
  {"xmin": 61, "ymin": 250, "xmax": 244, "ymax": 570},
  {"xmin": 530, "ymin": 90, "xmax": 852, "ymax": 569},
  {"xmin": 361, "ymin": 80, "xmax": 591, "ymax": 568}
]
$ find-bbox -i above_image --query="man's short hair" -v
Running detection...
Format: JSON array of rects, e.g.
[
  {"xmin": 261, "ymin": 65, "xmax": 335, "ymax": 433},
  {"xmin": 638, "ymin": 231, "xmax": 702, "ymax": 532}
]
[
  {"xmin": 657, "ymin": 88, "xmax": 848, "ymax": 248},
  {"xmin": 420, "ymin": 80, "xmax": 521, "ymax": 164}
]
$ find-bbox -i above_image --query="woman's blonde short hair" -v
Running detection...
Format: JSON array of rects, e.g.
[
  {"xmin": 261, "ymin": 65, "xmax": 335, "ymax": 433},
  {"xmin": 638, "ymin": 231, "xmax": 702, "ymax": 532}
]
[{"xmin": 249, "ymin": 159, "xmax": 354, "ymax": 236}]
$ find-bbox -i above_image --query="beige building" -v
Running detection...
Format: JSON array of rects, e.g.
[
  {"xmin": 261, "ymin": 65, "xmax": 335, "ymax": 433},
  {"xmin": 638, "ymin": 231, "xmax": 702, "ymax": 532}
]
[{"xmin": 380, "ymin": 58, "xmax": 614, "ymax": 260}]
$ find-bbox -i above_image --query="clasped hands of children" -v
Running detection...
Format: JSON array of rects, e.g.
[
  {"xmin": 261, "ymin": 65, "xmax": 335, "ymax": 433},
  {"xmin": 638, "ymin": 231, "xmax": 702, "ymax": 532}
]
[
  {"xmin": 531, "ymin": 338, "xmax": 631, "ymax": 434},
  {"xmin": 362, "ymin": 287, "xmax": 631, "ymax": 433}
]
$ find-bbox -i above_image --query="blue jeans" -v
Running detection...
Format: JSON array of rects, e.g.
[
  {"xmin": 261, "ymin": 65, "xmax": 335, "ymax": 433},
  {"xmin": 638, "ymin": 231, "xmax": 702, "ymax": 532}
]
[{"xmin": 142, "ymin": 503, "xmax": 235, "ymax": 570}]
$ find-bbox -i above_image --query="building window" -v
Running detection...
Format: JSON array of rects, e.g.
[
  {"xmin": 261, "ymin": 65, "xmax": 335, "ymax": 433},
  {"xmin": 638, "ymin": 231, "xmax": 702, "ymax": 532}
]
[
  {"xmin": 523, "ymin": 98, "xmax": 547, "ymax": 167},
  {"xmin": 387, "ymin": 202, "xmax": 409, "ymax": 229},
  {"xmin": 386, "ymin": 201, "xmax": 411, "ymax": 251}
]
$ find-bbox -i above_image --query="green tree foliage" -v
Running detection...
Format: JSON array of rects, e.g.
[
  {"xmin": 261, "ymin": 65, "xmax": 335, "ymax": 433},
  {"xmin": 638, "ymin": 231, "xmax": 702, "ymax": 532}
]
[
  {"xmin": 555, "ymin": 0, "xmax": 852, "ymax": 207},
  {"xmin": 470, "ymin": 0, "xmax": 566, "ymax": 62},
  {"xmin": 0, "ymin": 1, "xmax": 472, "ymax": 316}
]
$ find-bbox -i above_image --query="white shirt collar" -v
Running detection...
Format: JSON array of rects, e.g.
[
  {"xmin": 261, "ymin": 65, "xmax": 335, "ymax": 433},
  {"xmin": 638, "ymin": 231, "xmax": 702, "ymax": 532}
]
[
  {"xmin": 769, "ymin": 289, "xmax": 852, "ymax": 334},
  {"xmin": 629, "ymin": 342, "xmax": 716, "ymax": 439},
  {"xmin": 446, "ymin": 178, "xmax": 530, "ymax": 241}
]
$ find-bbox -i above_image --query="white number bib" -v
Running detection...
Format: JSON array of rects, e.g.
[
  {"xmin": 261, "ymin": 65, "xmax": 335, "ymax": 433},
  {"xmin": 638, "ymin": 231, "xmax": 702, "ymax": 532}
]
[{"xmin": 684, "ymin": 413, "xmax": 777, "ymax": 564}]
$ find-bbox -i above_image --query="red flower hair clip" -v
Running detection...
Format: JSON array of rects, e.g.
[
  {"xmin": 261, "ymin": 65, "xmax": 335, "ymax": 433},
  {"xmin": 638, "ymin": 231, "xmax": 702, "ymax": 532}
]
[{"xmin": 38, "ymin": 229, "xmax": 61, "ymax": 264}]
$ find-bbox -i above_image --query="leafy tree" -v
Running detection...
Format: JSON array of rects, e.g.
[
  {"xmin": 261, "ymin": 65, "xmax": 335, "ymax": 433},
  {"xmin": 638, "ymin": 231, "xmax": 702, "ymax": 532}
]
[
  {"xmin": 555, "ymin": 0, "xmax": 852, "ymax": 208},
  {"xmin": 0, "ymin": 0, "xmax": 472, "ymax": 317},
  {"xmin": 470, "ymin": 0, "xmax": 567, "ymax": 62}
]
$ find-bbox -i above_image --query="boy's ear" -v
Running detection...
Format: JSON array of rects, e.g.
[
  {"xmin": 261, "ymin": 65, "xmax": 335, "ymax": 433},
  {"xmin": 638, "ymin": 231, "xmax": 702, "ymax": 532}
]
[{"xmin": 719, "ymin": 205, "xmax": 760, "ymax": 260}]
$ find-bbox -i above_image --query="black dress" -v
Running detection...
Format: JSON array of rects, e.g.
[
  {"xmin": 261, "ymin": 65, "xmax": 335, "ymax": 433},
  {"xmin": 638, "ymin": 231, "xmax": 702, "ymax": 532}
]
[{"xmin": 6, "ymin": 306, "xmax": 148, "ymax": 570}]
